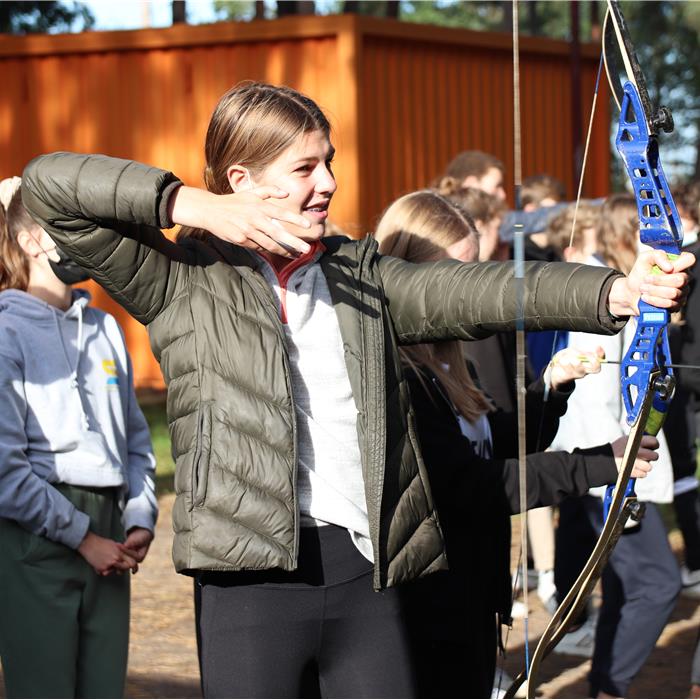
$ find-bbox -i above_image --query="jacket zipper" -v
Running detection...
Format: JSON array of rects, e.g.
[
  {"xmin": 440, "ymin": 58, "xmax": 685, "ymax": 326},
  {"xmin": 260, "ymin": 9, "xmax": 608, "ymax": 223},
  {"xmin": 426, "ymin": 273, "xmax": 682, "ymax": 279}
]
[
  {"xmin": 239, "ymin": 267, "xmax": 301, "ymax": 568},
  {"xmin": 254, "ymin": 243, "xmax": 324, "ymax": 566},
  {"xmin": 355, "ymin": 239, "xmax": 387, "ymax": 590}
]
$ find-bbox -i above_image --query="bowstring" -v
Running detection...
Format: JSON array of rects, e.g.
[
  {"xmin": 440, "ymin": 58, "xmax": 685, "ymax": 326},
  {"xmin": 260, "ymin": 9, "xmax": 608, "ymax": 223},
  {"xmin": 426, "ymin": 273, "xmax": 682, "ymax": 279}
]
[
  {"xmin": 495, "ymin": 3, "xmax": 528, "ymax": 696},
  {"xmin": 514, "ymin": 0, "xmax": 532, "ymax": 695},
  {"xmin": 540, "ymin": 50, "xmax": 605, "ymax": 436}
]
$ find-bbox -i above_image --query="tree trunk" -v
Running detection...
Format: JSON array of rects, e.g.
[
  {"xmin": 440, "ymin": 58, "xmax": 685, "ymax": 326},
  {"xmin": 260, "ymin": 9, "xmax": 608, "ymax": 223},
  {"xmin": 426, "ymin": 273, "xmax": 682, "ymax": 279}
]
[
  {"xmin": 255, "ymin": 1, "xmax": 265, "ymax": 19},
  {"xmin": 386, "ymin": 1, "xmax": 399, "ymax": 18},
  {"xmin": 501, "ymin": 0, "xmax": 513, "ymax": 33},
  {"xmin": 590, "ymin": 0, "xmax": 601, "ymax": 41},
  {"xmin": 343, "ymin": 1, "xmax": 359, "ymax": 13},
  {"xmin": 172, "ymin": 0, "xmax": 186, "ymax": 24},
  {"xmin": 527, "ymin": 0, "xmax": 538, "ymax": 36},
  {"xmin": 693, "ymin": 122, "xmax": 700, "ymax": 180},
  {"xmin": 277, "ymin": 1, "xmax": 315, "ymax": 16}
]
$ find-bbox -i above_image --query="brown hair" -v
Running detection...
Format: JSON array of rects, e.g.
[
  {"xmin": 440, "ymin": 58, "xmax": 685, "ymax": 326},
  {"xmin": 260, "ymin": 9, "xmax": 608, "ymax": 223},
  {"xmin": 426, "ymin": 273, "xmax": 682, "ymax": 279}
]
[
  {"xmin": 0, "ymin": 186, "xmax": 32, "ymax": 292},
  {"xmin": 374, "ymin": 190, "xmax": 491, "ymax": 422},
  {"xmin": 521, "ymin": 174, "xmax": 566, "ymax": 208},
  {"xmin": 442, "ymin": 186, "xmax": 506, "ymax": 226},
  {"xmin": 597, "ymin": 193, "xmax": 638, "ymax": 275},
  {"xmin": 179, "ymin": 82, "xmax": 331, "ymax": 242},
  {"xmin": 545, "ymin": 201, "xmax": 599, "ymax": 257},
  {"xmin": 673, "ymin": 182, "xmax": 700, "ymax": 227},
  {"xmin": 442, "ymin": 150, "xmax": 504, "ymax": 182}
]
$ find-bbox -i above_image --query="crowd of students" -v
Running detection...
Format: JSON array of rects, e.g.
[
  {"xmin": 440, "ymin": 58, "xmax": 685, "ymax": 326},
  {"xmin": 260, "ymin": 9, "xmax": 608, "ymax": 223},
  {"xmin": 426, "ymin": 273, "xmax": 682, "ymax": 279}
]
[{"xmin": 0, "ymin": 82, "xmax": 696, "ymax": 699}]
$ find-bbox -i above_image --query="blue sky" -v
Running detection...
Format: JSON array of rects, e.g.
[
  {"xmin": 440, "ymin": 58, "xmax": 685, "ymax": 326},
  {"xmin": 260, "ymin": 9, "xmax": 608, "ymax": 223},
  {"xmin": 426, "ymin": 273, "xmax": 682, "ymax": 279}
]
[{"xmin": 82, "ymin": 0, "xmax": 219, "ymax": 30}]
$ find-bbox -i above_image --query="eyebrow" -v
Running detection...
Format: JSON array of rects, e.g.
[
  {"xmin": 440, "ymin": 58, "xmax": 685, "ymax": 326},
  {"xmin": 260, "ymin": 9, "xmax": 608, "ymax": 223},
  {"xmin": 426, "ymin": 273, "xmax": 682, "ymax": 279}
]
[{"xmin": 291, "ymin": 147, "xmax": 336, "ymax": 166}]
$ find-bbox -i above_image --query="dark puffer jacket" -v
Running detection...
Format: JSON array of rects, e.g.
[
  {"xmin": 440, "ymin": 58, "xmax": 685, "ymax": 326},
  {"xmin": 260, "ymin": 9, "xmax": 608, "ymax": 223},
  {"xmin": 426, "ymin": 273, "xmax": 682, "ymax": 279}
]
[{"xmin": 22, "ymin": 153, "xmax": 625, "ymax": 589}]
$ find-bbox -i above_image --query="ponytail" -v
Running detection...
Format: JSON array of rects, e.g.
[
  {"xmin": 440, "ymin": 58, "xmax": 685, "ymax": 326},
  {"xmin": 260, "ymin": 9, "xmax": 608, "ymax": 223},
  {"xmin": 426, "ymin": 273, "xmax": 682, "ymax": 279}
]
[{"xmin": 0, "ymin": 179, "xmax": 32, "ymax": 292}]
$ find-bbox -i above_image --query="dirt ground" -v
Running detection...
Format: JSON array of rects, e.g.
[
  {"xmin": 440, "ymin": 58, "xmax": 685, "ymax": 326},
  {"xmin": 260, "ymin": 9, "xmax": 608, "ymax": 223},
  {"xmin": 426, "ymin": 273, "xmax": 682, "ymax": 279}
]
[{"xmin": 1, "ymin": 495, "xmax": 698, "ymax": 698}]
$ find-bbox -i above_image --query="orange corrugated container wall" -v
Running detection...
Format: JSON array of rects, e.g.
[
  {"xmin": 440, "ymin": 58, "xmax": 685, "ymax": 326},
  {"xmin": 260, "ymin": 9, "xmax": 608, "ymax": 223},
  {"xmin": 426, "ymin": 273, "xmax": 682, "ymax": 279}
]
[{"xmin": 0, "ymin": 15, "xmax": 609, "ymax": 390}]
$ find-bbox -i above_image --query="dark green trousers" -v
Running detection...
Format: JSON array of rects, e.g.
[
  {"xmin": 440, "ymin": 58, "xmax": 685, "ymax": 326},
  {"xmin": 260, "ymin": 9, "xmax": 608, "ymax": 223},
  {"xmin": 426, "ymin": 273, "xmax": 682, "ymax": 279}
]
[{"xmin": 0, "ymin": 484, "xmax": 130, "ymax": 699}]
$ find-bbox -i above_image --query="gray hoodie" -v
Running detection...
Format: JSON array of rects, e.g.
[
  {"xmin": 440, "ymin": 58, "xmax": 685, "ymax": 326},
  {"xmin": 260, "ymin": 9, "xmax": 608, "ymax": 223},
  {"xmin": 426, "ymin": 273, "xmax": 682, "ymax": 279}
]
[{"xmin": 0, "ymin": 288, "xmax": 157, "ymax": 549}]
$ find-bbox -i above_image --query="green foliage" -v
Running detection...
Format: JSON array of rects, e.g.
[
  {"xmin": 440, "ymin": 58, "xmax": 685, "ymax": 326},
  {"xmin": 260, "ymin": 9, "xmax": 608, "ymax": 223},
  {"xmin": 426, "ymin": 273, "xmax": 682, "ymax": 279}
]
[
  {"xmin": 349, "ymin": 1, "xmax": 398, "ymax": 18},
  {"xmin": 139, "ymin": 400, "xmax": 176, "ymax": 496},
  {"xmin": 0, "ymin": 1, "xmax": 93, "ymax": 34},
  {"xmin": 214, "ymin": 0, "xmax": 261, "ymax": 21},
  {"xmin": 618, "ymin": 1, "xmax": 700, "ymax": 180},
  {"xmin": 400, "ymin": 0, "xmax": 505, "ymax": 31},
  {"xmin": 399, "ymin": 1, "xmax": 598, "ymax": 40}
]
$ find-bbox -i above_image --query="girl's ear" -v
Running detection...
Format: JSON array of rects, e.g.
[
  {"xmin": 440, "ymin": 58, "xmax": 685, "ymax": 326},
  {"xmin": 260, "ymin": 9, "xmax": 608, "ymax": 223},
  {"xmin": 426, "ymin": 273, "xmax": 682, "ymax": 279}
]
[
  {"xmin": 15, "ymin": 229, "xmax": 42, "ymax": 258},
  {"xmin": 227, "ymin": 165, "xmax": 253, "ymax": 193}
]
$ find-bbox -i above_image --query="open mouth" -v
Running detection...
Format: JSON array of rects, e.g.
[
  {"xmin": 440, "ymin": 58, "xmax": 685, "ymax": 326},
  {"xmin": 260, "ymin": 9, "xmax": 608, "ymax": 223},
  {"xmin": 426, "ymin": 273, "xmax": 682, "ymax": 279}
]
[{"xmin": 304, "ymin": 202, "xmax": 330, "ymax": 220}]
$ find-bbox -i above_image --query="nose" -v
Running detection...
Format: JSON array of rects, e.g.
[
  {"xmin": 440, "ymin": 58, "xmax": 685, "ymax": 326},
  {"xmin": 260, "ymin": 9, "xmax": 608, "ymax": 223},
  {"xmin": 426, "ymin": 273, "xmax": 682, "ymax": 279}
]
[{"xmin": 316, "ymin": 164, "xmax": 337, "ymax": 195}]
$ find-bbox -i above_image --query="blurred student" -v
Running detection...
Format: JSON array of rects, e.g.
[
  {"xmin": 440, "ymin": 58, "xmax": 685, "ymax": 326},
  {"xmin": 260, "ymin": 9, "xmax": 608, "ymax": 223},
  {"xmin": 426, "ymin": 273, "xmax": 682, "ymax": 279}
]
[
  {"xmin": 434, "ymin": 149, "xmax": 506, "ymax": 201},
  {"xmin": 667, "ymin": 182, "xmax": 700, "ymax": 699},
  {"xmin": 549, "ymin": 193, "xmax": 681, "ymax": 697},
  {"xmin": 435, "ymin": 182, "xmax": 507, "ymax": 261},
  {"xmin": 667, "ymin": 183, "xmax": 700, "ymax": 599},
  {"xmin": 443, "ymin": 182, "xmax": 558, "ymax": 610},
  {"xmin": 0, "ymin": 179, "xmax": 158, "ymax": 698},
  {"xmin": 520, "ymin": 174, "xmax": 567, "ymax": 261}
]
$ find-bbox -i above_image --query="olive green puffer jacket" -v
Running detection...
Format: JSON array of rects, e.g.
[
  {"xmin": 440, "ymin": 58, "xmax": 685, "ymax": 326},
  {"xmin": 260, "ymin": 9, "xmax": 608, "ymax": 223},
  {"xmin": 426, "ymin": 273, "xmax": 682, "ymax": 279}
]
[{"xmin": 22, "ymin": 153, "xmax": 625, "ymax": 589}]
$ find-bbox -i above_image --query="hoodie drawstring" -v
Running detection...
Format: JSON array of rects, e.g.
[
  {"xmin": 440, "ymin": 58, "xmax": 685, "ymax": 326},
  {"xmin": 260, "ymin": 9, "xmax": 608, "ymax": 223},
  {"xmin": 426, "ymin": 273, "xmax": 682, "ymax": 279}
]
[{"xmin": 54, "ymin": 303, "xmax": 89, "ymax": 431}]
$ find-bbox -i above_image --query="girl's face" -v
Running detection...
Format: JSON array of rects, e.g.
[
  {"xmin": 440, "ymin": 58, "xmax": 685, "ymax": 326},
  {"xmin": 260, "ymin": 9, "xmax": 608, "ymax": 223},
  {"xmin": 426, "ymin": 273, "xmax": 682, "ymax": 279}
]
[
  {"xmin": 233, "ymin": 129, "xmax": 337, "ymax": 242},
  {"xmin": 476, "ymin": 216, "xmax": 502, "ymax": 262},
  {"xmin": 18, "ymin": 226, "xmax": 60, "ymax": 265}
]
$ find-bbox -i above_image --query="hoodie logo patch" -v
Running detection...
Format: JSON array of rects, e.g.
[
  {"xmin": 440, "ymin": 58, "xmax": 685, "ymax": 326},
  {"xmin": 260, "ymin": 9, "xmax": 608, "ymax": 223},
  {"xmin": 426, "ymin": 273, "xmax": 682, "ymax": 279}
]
[{"xmin": 103, "ymin": 360, "xmax": 119, "ymax": 387}]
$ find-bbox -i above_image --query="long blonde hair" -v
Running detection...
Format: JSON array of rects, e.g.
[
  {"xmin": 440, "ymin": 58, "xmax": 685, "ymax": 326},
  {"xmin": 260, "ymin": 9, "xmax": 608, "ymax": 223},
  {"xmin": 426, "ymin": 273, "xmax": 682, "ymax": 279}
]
[
  {"xmin": 374, "ymin": 190, "xmax": 492, "ymax": 422},
  {"xmin": 179, "ymin": 82, "xmax": 331, "ymax": 242},
  {"xmin": 0, "ymin": 184, "xmax": 32, "ymax": 292}
]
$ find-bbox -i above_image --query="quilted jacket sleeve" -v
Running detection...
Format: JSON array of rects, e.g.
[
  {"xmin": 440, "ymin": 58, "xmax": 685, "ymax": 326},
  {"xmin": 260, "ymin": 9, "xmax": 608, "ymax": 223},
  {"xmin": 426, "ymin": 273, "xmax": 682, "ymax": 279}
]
[
  {"xmin": 376, "ymin": 255, "xmax": 627, "ymax": 344},
  {"xmin": 22, "ymin": 152, "xmax": 186, "ymax": 325}
]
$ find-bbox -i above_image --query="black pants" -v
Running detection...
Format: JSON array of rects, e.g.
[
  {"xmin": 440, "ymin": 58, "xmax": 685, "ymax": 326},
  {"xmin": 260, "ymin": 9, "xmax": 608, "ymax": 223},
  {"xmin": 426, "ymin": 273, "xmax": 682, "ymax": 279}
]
[
  {"xmin": 401, "ymin": 570, "xmax": 497, "ymax": 698},
  {"xmin": 195, "ymin": 525, "xmax": 416, "ymax": 698},
  {"xmin": 675, "ymin": 488, "xmax": 700, "ymax": 571}
]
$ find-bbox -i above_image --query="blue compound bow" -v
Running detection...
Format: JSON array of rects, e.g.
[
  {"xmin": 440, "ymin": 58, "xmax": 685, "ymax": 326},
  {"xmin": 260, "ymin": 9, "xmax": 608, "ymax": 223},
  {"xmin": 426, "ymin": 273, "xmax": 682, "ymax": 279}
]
[{"xmin": 506, "ymin": 2, "xmax": 683, "ymax": 696}]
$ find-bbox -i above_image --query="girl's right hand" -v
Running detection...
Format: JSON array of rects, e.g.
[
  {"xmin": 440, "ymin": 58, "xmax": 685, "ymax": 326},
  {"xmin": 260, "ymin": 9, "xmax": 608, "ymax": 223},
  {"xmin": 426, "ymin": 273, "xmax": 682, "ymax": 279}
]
[
  {"xmin": 78, "ymin": 531, "xmax": 139, "ymax": 576},
  {"xmin": 611, "ymin": 434, "xmax": 659, "ymax": 479},
  {"xmin": 547, "ymin": 346, "xmax": 605, "ymax": 389},
  {"xmin": 169, "ymin": 185, "xmax": 313, "ymax": 258}
]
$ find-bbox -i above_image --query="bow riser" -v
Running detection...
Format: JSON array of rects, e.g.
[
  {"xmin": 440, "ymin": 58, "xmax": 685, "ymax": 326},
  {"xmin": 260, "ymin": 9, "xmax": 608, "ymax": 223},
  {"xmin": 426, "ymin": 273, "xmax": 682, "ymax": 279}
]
[
  {"xmin": 616, "ymin": 83, "xmax": 683, "ymax": 254},
  {"xmin": 617, "ymin": 81, "xmax": 681, "ymax": 429}
]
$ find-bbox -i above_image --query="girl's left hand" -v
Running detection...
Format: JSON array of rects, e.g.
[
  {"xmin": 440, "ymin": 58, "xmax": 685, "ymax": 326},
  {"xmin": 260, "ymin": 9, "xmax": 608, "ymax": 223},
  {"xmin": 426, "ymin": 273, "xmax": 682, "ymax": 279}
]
[
  {"xmin": 608, "ymin": 249, "xmax": 695, "ymax": 317},
  {"xmin": 103, "ymin": 527, "xmax": 155, "ymax": 575},
  {"xmin": 547, "ymin": 346, "xmax": 604, "ymax": 389}
]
